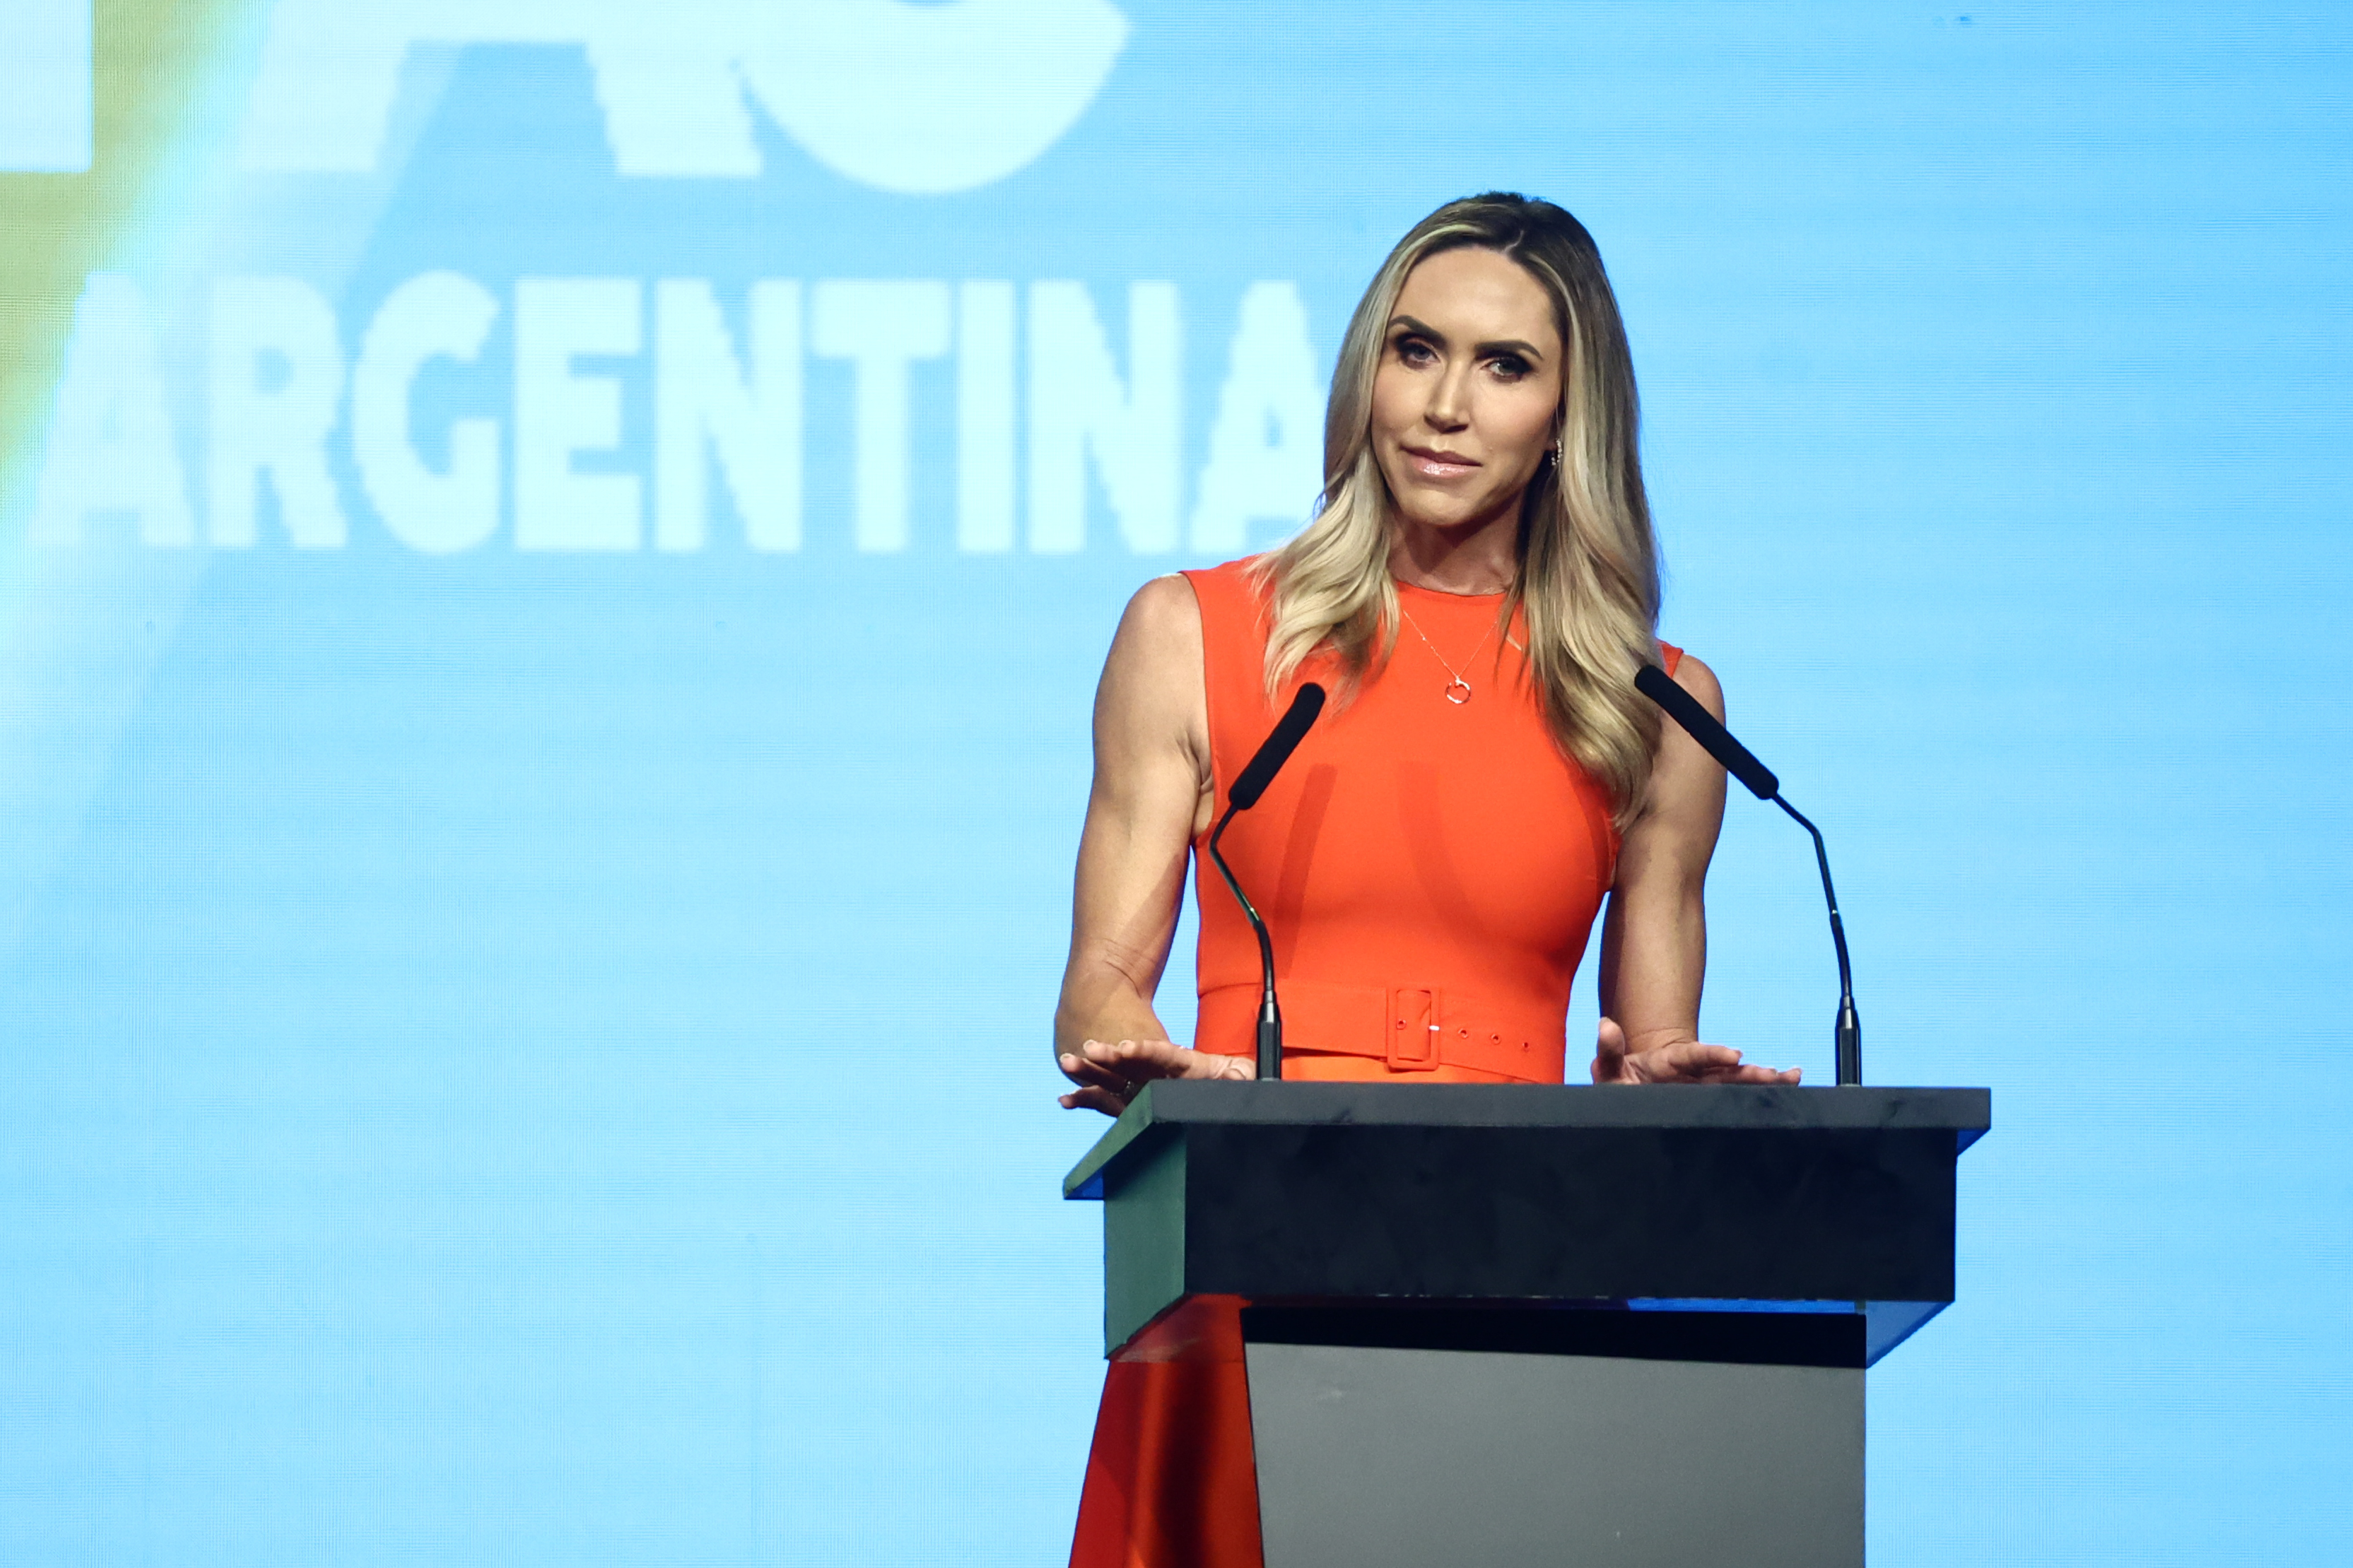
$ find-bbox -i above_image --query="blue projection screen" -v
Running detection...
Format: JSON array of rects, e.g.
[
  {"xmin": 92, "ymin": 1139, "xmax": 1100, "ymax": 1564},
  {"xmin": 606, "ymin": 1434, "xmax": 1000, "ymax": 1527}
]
[{"xmin": 0, "ymin": 2, "xmax": 2348, "ymax": 1563}]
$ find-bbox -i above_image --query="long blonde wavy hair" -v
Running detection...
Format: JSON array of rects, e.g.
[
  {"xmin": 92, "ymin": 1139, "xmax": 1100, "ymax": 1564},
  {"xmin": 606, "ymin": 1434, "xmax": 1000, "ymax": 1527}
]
[{"xmin": 1252, "ymin": 193, "xmax": 1664, "ymax": 830}]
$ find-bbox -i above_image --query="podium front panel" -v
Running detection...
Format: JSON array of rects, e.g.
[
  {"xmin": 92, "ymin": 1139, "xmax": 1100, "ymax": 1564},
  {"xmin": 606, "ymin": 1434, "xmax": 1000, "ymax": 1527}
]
[{"xmin": 1245, "ymin": 1339, "xmax": 1862, "ymax": 1568}]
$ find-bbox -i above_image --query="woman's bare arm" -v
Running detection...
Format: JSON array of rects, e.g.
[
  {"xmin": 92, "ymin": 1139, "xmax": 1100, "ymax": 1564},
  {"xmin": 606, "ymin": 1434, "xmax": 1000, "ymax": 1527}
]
[
  {"xmin": 1592, "ymin": 654, "xmax": 1800, "ymax": 1085},
  {"xmin": 1054, "ymin": 576, "xmax": 1252, "ymax": 1114}
]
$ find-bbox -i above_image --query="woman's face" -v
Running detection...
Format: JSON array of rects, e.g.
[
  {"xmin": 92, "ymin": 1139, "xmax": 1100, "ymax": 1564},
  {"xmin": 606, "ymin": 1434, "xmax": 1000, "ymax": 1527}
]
[{"xmin": 1370, "ymin": 246, "xmax": 1565, "ymax": 537}]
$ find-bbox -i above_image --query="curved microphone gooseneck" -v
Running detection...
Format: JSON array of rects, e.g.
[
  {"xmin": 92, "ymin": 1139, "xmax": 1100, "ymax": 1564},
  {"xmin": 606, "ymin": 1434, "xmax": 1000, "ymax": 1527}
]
[
  {"xmin": 1633, "ymin": 664, "xmax": 1862, "ymax": 1086},
  {"xmin": 1204, "ymin": 683, "xmax": 1327, "ymax": 1082}
]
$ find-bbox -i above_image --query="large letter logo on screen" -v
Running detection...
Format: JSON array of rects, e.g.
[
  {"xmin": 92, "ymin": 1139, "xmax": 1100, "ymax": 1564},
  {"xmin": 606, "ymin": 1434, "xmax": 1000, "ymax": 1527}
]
[
  {"xmin": 28, "ymin": 0, "xmax": 1329, "ymax": 558},
  {"xmin": 239, "ymin": 0, "xmax": 1129, "ymax": 191}
]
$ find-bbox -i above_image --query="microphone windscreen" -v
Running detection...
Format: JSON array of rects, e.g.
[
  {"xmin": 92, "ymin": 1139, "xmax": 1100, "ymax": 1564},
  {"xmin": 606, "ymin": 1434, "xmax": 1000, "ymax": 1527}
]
[
  {"xmin": 1228, "ymin": 683, "xmax": 1327, "ymax": 809},
  {"xmin": 1634, "ymin": 663, "xmax": 1780, "ymax": 800}
]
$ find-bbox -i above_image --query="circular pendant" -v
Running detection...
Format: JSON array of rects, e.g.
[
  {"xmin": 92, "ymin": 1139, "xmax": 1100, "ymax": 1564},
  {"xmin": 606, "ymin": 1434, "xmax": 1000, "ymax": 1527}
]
[{"xmin": 1444, "ymin": 678, "xmax": 1472, "ymax": 705}]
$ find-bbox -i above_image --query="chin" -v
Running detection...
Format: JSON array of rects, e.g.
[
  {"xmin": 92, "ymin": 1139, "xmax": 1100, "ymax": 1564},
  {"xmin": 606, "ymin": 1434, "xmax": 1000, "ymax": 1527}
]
[{"xmin": 1395, "ymin": 496, "xmax": 1494, "ymax": 534}]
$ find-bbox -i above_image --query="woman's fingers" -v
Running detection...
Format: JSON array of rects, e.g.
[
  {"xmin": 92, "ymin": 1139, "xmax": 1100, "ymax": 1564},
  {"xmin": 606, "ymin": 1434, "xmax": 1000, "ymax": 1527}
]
[
  {"xmin": 1617, "ymin": 1039, "xmax": 1804, "ymax": 1085},
  {"xmin": 1093, "ymin": 1039, "xmax": 1260, "ymax": 1082},
  {"xmin": 1681, "ymin": 1049, "xmax": 1800, "ymax": 1085},
  {"xmin": 1612, "ymin": 1040, "xmax": 1724, "ymax": 1082},
  {"xmin": 1057, "ymin": 1043, "xmax": 1150, "ymax": 1116},
  {"xmin": 1057, "ymin": 1083, "xmax": 1131, "ymax": 1116},
  {"xmin": 1062, "ymin": 1038, "xmax": 1184, "ymax": 1087},
  {"xmin": 1080, "ymin": 1037, "xmax": 1194, "ymax": 1080},
  {"xmin": 1667, "ymin": 1042, "xmax": 1746, "ymax": 1075},
  {"xmin": 1058, "ymin": 1050, "xmax": 1132, "ymax": 1093},
  {"xmin": 1057, "ymin": 1038, "xmax": 1259, "ymax": 1113},
  {"xmin": 1055, "ymin": 1039, "xmax": 1186, "ymax": 1117}
]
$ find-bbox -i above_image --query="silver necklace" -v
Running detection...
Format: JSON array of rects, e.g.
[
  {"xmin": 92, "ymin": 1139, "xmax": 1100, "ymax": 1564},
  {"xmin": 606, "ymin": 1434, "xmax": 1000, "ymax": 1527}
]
[{"xmin": 1399, "ymin": 604, "xmax": 1499, "ymax": 705}]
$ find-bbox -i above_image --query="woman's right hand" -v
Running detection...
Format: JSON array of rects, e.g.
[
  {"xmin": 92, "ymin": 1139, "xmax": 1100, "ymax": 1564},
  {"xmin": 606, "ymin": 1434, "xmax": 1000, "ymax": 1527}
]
[{"xmin": 1057, "ymin": 1037, "xmax": 1255, "ymax": 1116}]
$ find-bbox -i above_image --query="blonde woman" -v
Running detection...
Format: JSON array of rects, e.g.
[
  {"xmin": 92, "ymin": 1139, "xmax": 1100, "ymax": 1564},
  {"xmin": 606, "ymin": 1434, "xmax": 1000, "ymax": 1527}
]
[{"xmin": 1053, "ymin": 193, "xmax": 1797, "ymax": 1567}]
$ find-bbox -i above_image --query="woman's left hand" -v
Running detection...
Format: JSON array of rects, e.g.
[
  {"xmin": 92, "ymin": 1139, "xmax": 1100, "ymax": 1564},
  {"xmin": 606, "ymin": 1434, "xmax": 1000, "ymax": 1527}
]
[
  {"xmin": 1590, "ymin": 1017, "xmax": 1800, "ymax": 1085},
  {"xmin": 1057, "ymin": 1037, "xmax": 1255, "ymax": 1116}
]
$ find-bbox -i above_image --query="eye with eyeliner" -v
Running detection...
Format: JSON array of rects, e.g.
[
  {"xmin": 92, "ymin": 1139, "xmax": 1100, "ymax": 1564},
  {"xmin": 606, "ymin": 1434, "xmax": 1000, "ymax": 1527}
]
[{"xmin": 1392, "ymin": 331, "xmax": 1438, "ymax": 367}]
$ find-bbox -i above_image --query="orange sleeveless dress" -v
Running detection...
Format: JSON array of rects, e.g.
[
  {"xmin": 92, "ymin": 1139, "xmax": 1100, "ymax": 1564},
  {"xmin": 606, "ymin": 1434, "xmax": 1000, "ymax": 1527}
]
[{"xmin": 1068, "ymin": 558, "xmax": 1682, "ymax": 1568}]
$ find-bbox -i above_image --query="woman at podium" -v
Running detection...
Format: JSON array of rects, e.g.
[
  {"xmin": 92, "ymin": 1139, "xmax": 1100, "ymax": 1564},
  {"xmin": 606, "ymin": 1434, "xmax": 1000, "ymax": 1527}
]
[{"xmin": 1051, "ymin": 192, "xmax": 1798, "ymax": 1567}]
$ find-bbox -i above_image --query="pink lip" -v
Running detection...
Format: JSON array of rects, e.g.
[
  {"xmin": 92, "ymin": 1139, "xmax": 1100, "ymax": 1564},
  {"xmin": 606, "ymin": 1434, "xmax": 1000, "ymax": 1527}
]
[{"xmin": 1404, "ymin": 445, "xmax": 1480, "ymax": 478}]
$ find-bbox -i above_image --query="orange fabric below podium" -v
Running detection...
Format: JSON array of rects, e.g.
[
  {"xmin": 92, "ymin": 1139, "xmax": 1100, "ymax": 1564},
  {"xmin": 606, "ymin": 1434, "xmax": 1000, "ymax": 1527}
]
[{"xmin": 1068, "ymin": 1302, "xmax": 1260, "ymax": 1568}]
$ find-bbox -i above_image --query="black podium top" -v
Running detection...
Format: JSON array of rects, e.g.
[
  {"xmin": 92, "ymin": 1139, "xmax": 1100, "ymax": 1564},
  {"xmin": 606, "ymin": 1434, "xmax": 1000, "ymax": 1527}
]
[
  {"xmin": 1067, "ymin": 1080, "xmax": 1989, "ymax": 1200},
  {"xmin": 1065, "ymin": 1081, "xmax": 1990, "ymax": 1366}
]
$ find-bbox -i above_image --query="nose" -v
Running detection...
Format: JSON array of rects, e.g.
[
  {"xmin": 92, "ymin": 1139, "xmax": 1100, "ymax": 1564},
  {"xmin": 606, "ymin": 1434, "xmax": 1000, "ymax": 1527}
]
[{"xmin": 1424, "ymin": 362, "xmax": 1471, "ymax": 432}]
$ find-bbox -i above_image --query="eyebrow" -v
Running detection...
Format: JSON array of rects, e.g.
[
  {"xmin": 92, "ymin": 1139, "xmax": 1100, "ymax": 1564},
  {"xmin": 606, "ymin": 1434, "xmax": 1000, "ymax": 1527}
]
[{"xmin": 1389, "ymin": 314, "xmax": 1547, "ymax": 365}]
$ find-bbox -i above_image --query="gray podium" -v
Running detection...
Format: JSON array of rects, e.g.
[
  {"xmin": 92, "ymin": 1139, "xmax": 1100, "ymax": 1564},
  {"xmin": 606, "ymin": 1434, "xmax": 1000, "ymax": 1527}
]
[{"xmin": 1064, "ymin": 1080, "xmax": 1990, "ymax": 1567}]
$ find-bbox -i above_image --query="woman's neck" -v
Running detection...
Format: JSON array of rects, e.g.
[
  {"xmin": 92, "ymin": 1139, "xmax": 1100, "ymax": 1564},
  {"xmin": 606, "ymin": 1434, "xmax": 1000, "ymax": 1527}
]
[{"xmin": 1387, "ymin": 514, "xmax": 1519, "ymax": 596}]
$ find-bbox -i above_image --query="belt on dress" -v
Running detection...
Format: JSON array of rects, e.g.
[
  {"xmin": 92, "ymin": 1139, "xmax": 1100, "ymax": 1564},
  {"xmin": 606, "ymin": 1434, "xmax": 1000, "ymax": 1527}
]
[{"xmin": 1197, "ymin": 979, "xmax": 1568, "ymax": 1085}]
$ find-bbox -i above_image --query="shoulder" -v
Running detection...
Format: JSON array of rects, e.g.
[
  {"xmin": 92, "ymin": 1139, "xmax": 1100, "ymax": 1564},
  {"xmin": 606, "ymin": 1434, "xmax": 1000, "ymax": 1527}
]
[
  {"xmin": 1101, "ymin": 574, "xmax": 1206, "ymax": 712},
  {"xmin": 1627, "ymin": 646, "xmax": 1729, "ymax": 856},
  {"xmin": 1121, "ymin": 556, "xmax": 1276, "ymax": 667},
  {"xmin": 1667, "ymin": 649, "xmax": 1724, "ymax": 721},
  {"xmin": 1098, "ymin": 574, "xmax": 1211, "ymax": 773},
  {"xmin": 1115, "ymin": 573, "xmax": 1204, "ymax": 660}
]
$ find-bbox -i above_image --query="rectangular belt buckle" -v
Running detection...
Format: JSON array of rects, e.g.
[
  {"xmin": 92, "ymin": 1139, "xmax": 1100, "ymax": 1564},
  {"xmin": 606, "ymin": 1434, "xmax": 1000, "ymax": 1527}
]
[{"xmin": 1387, "ymin": 986, "xmax": 1439, "ymax": 1071}]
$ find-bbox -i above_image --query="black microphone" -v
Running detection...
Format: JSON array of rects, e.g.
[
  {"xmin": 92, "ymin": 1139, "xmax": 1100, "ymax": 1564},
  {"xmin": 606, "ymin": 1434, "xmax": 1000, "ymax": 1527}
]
[
  {"xmin": 1634, "ymin": 663, "xmax": 1862, "ymax": 1086},
  {"xmin": 1206, "ymin": 683, "xmax": 1327, "ymax": 1082}
]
